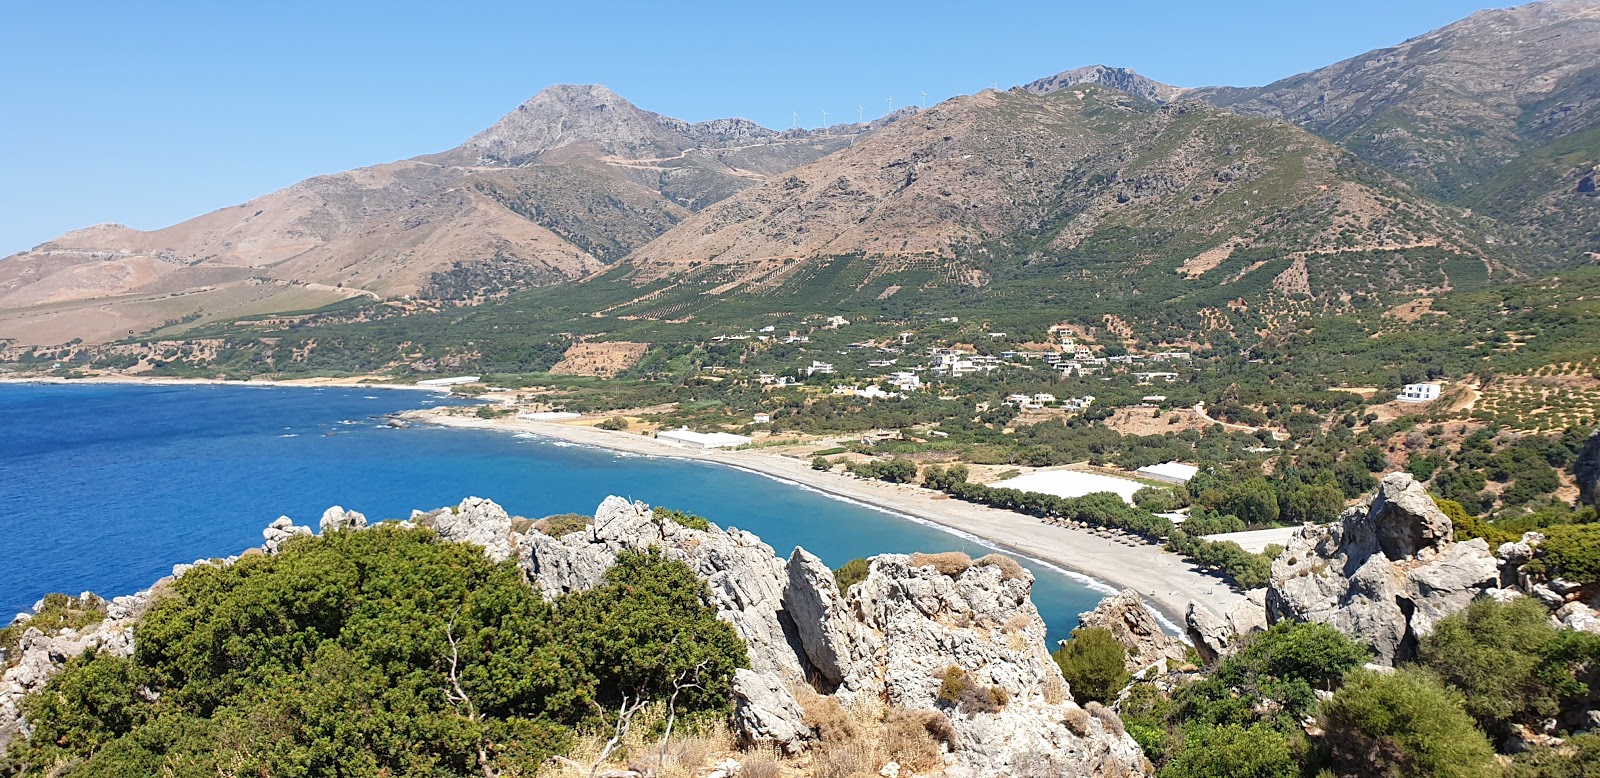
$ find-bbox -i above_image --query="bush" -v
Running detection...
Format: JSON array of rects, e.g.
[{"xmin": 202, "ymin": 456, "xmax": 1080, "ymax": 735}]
[
  {"xmin": 833, "ymin": 558, "xmax": 869, "ymax": 594},
  {"xmin": 532, "ymin": 513, "xmax": 590, "ymax": 538},
  {"xmin": 811, "ymin": 456, "xmax": 834, "ymax": 471},
  {"xmin": 595, "ymin": 416, "xmax": 629, "ymax": 431},
  {"xmin": 8, "ymin": 531, "xmax": 747, "ymax": 776},
  {"xmin": 1159, "ymin": 723, "xmax": 1298, "ymax": 778},
  {"xmin": 1319, "ymin": 667, "xmax": 1498, "ymax": 778},
  {"xmin": 1420, "ymin": 595, "xmax": 1600, "ymax": 740},
  {"xmin": 1134, "ymin": 487, "xmax": 1179, "ymax": 513},
  {"xmin": 1053, "ymin": 627, "xmax": 1130, "ymax": 704},
  {"xmin": 652, "ymin": 506, "xmax": 711, "ymax": 531},
  {"xmin": 907, "ymin": 551, "xmax": 973, "ymax": 576},
  {"xmin": 1435, "ymin": 496, "xmax": 1515, "ymax": 547},
  {"xmin": 0, "ymin": 593, "xmax": 106, "ymax": 667},
  {"xmin": 1538, "ymin": 523, "xmax": 1600, "ymax": 584}
]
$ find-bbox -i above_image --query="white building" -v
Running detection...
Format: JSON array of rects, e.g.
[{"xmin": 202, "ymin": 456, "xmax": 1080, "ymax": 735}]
[
  {"xmin": 806, "ymin": 361, "xmax": 836, "ymax": 376},
  {"xmin": 1135, "ymin": 462, "xmax": 1200, "ymax": 485},
  {"xmin": 752, "ymin": 413, "xmax": 772, "ymax": 424},
  {"xmin": 518, "ymin": 410, "xmax": 581, "ymax": 421},
  {"xmin": 416, "ymin": 376, "xmax": 481, "ymax": 387},
  {"xmin": 1032, "ymin": 393, "xmax": 1057, "ymax": 405},
  {"xmin": 656, "ymin": 427, "xmax": 752, "ymax": 449},
  {"xmin": 825, "ymin": 316, "xmax": 850, "ymax": 328},
  {"xmin": 939, "ymin": 316, "xmax": 960, "ymax": 323},
  {"xmin": 1134, "ymin": 371, "xmax": 1179, "ymax": 384},
  {"xmin": 888, "ymin": 371, "xmax": 922, "ymax": 391},
  {"xmin": 1062, "ymin": 395, "xmax": 1096, "ymax": 411},
  {"xmin": 1397, "ymin": 383, "xmax": 1441, "ymax": 403}
]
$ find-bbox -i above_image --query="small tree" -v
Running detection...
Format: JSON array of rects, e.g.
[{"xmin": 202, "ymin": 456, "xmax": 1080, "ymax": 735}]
[
  {"xmin": 833, "ymin": 558, "xmax": 869, "ymax": 594},
  {"xmin": 1319, "ymin": 667, "xmax": 1497, "ymax": 778},
  {"xmin": 1160, "ymin": 723, "xmax": 1298, "ymax": 778},
  {"xmin": 1053, "ymin": 626, "xmax": 1129, "ymax": 704}
]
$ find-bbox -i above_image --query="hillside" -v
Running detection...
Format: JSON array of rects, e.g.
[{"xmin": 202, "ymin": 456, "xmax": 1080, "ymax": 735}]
[
  {"xmin": 0, "ymin": 86, "xmax": 867, "ymax": 345},
  {"xmin": 1192, "ymin": 0, "xmax": 1600, "ymax": 262},
  {"xmin": 618, "ymin": 85, "xmax": 1499, "ymax": 331}
]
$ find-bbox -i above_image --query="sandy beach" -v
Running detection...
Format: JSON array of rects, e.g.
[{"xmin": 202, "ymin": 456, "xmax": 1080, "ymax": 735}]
[{"xmin": 404, "ymin": 409, "xmax": 1247, "ymax": 627}]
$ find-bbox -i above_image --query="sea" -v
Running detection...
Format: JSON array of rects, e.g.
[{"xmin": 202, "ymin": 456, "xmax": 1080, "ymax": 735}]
[{"xmin": 0, "ymin": 382, "xmax": 1109, "ymax": 645}]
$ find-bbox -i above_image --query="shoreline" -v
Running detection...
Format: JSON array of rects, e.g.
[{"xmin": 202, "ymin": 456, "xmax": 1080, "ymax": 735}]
[
  {"xmin": 405, "ymin": 409, "xmax": 1246, "ymax": 628},
  {"xmin": 0, "ymin": 374, "xmax": 449, "ymax": 393}
]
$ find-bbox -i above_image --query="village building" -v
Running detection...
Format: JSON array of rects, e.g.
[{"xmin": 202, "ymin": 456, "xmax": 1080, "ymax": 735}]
[
  {"xmin": 1135, "ymin": 461, "xmax": 1200, "ymax": 485},
  {"xmin": 1397, "ymin": 383, "xmax": 1441, "ymax": 402}
]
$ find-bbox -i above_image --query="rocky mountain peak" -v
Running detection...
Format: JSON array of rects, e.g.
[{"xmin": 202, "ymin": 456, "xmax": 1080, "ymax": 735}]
[{"xmin": 1022, "ymin": 64, "xmax": 1186, "ymax": 103}]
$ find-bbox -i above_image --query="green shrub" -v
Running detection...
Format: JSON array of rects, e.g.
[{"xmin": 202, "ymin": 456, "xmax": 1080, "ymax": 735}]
[
  {"xmin": 533, "ymin": 513, "xmax": 591, "ymax": 538},
  {"xmin": 1159, "ymin": 723, "xmax": 1299, "ymax": 778},
  {"xmin": 1053, "ymin": 626, "xmax": 1130, "ymax": 705},
  {"xmin": 595, "ymin": 416, "xmax": 629, "ymax": 431},
  {"xmin": 6, "ymin": 530, "xmax": 746, "ymax": 776},
  {"xmin": 1319, "ymin": 667, "xmax": 1498, "ymax": 778},
  {"xmin": 651, "ymin": 506, "xmax": 711, "ymax": 531},
  {"xmin": 1421, "ymin": 595, "xmax": 1600, "ymax": 740},
  {"xmin": 833, "ymin": 558, "xmax": 869, "ymax": 594},
  {"xmin": 811, "ymin": 456, "xmax": 834, "ymax": 471},
  {"xmin": 1538, "ymin": 523, "xmax": 1600, "ymax": 584},
  {"xmin": 0, "ymin": 593, "xmax": 106, "ymax": 668}
]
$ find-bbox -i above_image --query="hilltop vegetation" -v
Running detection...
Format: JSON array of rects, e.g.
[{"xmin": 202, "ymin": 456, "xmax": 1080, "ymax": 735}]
[{"xmin": 2, "ymin": 528, "xmax": 745, "ymax": 777}]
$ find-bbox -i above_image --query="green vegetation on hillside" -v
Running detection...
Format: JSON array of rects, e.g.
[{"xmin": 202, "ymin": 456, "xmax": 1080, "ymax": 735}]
[{"xmin": 2, "ymin": 528, "xmax": 746, "ymax": 777}]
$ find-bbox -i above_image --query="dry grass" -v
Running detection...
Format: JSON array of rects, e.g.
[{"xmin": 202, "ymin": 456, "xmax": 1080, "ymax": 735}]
[
  {"xmin": 1063, "ymin": 706, "xmax": 1091, "ymax": 737},
  {"xmin": 907, "ymin": 551, "xmax": 974, "ymax": 576},
  {"xmin": 796, "ymin": 685, "xmax": 953, "ymax": 778},
  {"xmin": 975, "ymin": 553, "xmax": 1027, "ymax": 581},
  {"xmin": 1086, "ymin": 701, "xmax": 1125, "ymax": 736},
  {"xmin": 543, "ymin": 703, "xmax": 735, "ymax": 778},
  {"xmin": 739, "ymin": 747, "xmax": 786, "ymax": 778}
]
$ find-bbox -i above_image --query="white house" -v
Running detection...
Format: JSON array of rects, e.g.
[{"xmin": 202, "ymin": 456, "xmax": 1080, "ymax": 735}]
[
  {"xmin": 1134, "ymin": 371, "xmax": 1179, "ymax": 384},
  {"xmin": 1062, "ymin": 395, "xmax": 1096, "ymax": 411},
  {"xmin": 1032, "ymin": 393, "xmax": 1057, "ymax": 405},
  {"xmin": 1397, "ymin": 383, "xmax": 1441, "ymax": 403},
  {"xmin": 825, "ymin": 316, "xmax": 850, "ymax": 328},
  {"xmin": 888, "ymin": 371, "xmax": 922, "ymax": 391},
  {"xmin": 939, "ymin": 316, "xmax": 960, "ymax": 323},
  {"xmin": 783, "ymin": 335, "xmax": 811, "ymax": 344},
  {"xmin": 806, "ymin": 361, "xmax": 836, "ymax": 376},
  {"xmin": 657, "ymin": 427, "xmax": 752, "ymax": 449},
  {"xmin": 752, "ymin": 413, "xmax": 772, "ymax": 424}
]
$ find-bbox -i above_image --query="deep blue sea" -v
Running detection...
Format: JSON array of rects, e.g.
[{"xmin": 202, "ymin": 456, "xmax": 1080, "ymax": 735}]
[{"xmin": 0, "ymin": 383, "xmax": 1106, "ymax": 644}]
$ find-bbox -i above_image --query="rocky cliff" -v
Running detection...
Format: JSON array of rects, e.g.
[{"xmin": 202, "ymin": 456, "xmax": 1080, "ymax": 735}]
[
  {"xmin": 1, "ymin": 497, "xmax": 1150, "ymax": 777},
  {"xmin": 1577, "ymin": 428, "xmax": 1600, "ymax": 510},
  {"xmin": 1266, "ymin": 473, "xmax": 1500, "ymax": 664}
]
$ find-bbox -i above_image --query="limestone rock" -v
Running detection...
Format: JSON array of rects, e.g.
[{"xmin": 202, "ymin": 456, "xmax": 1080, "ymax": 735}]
[
  {"xmin": 0, "ymin": 591, "xmax": 149, "ymax": 750},
  {"xmin": 319, "ymin": 505, "xmax": 367, "ymax": 533},
  {"xmin": 845, "ymin": 554, "xmax": 1150, "ymax": 777},
  {"xmin": 519, "ymin": 496, "xmax": 809, "ymax": 682},
  {"xmin": 1267, "ymin": 473, "xmax": 1499, "ymax": 664},
  {"xmin": 731, "ymin": 669, "xmax": 814, "ymax": 755},
  {"xmin": 261, "ymin": 515, "xmax": 312, "ymax": 554},
  {"xmin": 1078, "ymin": 590, "xmax": 1187, "ymax": 671},
  {"xmin": 1577, "ymin": 428, "xmax": 1600, "ymax": 510},
  {"xmin": 781, "ymin": 548, "xmax": 874, "ymax": 688},
  {"xmin": 1557, "ymin": 602, "xmax": 1600, "ymax": 634},
  {"xmin": 421, "ymin": 497, "xmax": 519, "ymax": 562},
  {"xmin": 1185, "ymin": 589, "xmax": 1268, "ymax": 665}
]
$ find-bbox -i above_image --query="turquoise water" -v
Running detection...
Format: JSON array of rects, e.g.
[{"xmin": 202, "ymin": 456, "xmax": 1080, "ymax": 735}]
[{"xmin": 0, "ymin": 383, "xmax": 1107, "ymax": 643}]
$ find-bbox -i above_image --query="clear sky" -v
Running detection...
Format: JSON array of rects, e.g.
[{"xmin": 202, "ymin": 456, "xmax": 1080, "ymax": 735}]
[{"xmin": 1, "ymin": 0, "xmax": 1510, "ymax": 255}]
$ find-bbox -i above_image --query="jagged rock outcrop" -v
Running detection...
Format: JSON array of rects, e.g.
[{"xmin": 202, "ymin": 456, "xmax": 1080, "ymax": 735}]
[
  {"xmin": 3, "ymin": 497, "xmax": 1150, "ymax": 777},
  {"xmin": 842, "ymin": 554, "xmax": 1150, "ymax": 776},
  {"xmin": 416, "ymin": 497, "xmax": 520, "ymax": 563},
  {"xmin": 1078, "ymin": 590, "xmax": 1188, "ymax": 671},
  {"xmin": 1185, "ymin": 589, "xmax": 1269, "ymax": 665},
  {"xmin": 730, "ymin": 669, "xmax": 814, "ymax": 755},
  {"xmin": 1267, "ymin": 473, "xmax": 1499, "ymax": 664},
  {"xmin": 1578, "ymin": 428, "xmax": 1600, "ymax": 510}
]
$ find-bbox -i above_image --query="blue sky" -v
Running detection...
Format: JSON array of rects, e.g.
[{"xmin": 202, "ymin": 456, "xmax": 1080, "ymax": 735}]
[{"xmin": 1, "ymin": 0, "xmax": 1508, "ymax": 255}]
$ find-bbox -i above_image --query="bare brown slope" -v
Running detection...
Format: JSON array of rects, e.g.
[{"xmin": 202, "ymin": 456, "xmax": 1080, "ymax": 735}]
[
  {"xmin": 0, "ymin": 85, "xmax": 871, "ymax": 345},
  {"xmin": 623, "ymin": 86, "xmax": 1495, "ymax": 300}
]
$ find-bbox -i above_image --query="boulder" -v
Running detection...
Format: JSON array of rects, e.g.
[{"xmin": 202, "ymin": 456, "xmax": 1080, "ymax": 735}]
[
  {"xmin": 1267, "ymin": 473, "xmax": 1499, "ymax": 664},
  {"xmin": 1577, "ymin": 428, "xmax": 1600, "ymax": 510},
  {"xmin": 781, "ymin": 548, "xmax": 873, "ymax": 689},
  {"xmin": 318, "ymin": 505, "xmax": 367, "ymax": 533},
  {"xmin": 261, "ymin": 515, "xmax": 312, "ymax": 553},
  {"xmin": 421, "ymin": 497, "xmax": 519, "ymax": 562},
  {"xmin": 1077, "ymin": 590, "xmax": 1187, "ymax": 671},
  {"xmin": 1557, "ymin": 602, "xmax": 1600, "ymax": 634},
  {"xmin": 1185, "ymin": 589, "xmax": 1269, "ymax": 665},
  {"xmin": 730, "ymin": 669, "xmax": 814, "ymax": 755}
]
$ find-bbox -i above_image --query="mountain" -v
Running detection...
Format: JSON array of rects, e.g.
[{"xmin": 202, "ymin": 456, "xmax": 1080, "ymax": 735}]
[
  {"xmin": 1022, "ymin": 65, "xmax": 1185, "ymax": 104},
  {"xmin": 619, "ymin": 85, "xmax": 1499, "ymax": 327},
  {"xmin": 0, "ymin": 86, "xmax": 868, "ymax": 345},
  {"xmin": 1190, "ymin": 0, "xmax": 1600, "ymax": 261}
]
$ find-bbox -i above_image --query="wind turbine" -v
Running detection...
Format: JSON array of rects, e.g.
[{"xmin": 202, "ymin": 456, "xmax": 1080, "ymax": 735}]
[
  {"xmin": 886, "ymin": 96, "xmax": 893, "ymax": 114},
  {"xmin": 792, "ymin": 110, "xmax": 798, "ymax": 129},
  {"xmin": 921, "ymin": 90, "xmax": 928, "ymax": 108},
  {"xmin": 821, "ymin": 109, "xmax": 828, "ymax": 128},
  {"xmin": 858, "ymin": 105, "xmax": 864, "ymax": 122}
]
